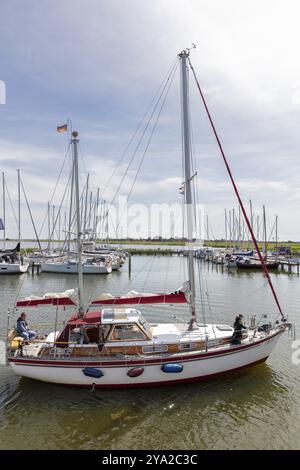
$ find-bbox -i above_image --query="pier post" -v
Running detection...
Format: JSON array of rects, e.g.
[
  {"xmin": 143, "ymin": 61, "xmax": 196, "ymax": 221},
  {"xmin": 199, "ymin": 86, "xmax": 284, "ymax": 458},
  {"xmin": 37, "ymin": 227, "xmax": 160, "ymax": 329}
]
[
  {"xmin": 31, "ymin": 261, "xmax": 35, "ymax": 275},
  {"xmin": 128, "ymin": 252, "xmax": 131, "ymax": 279}
]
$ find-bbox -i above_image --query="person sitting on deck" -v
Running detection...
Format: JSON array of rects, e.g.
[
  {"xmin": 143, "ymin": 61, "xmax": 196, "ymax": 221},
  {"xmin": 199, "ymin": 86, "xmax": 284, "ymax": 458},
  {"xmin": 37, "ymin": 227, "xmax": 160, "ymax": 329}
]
[
  {"xmin": 231, "ymin": 314, "xmax": 247, "ymax": 345},
  {"xmin": 16, "ymin": 312, "xmax": 37, "ymax": 342}
]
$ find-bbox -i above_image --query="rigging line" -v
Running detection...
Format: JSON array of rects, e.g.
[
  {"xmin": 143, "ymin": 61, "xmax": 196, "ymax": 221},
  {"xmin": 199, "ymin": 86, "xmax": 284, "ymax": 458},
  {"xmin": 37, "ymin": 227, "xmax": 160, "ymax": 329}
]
[
  {"xmin": 77, "ymin": 142, "xmax": 88, "ymax": 177},
  {"xmin": 100, "ymin": 56, "xmax": 179, "ymax": 200},
  {"xmin": 267, "ymin": 217, "xmax": 276, "ymax": 246},
  {"xmin": 190, "ymin": 122, "xmax": 200, "ymax": 240},
  {"xmin": 113, "ymin": 60, "xmax": 180, "ymax": 237},
  {"xmin": 188, "ymin": 56, "xmax": 285, "ymax": 319},
  {"xmin": 243, "ymin": 280, "xmax": 269, "ymax": 299},
  {"xmin": 186, "ymin": 69, "xmax": 200, "ymax": 242},
  {"xmin": 38, "ymin": 142, "xmax": 71, "ymax": 239},
  {"xmin": 48, "ymin": 168, "xmax": 73, "ymax": 250},
  {"xmin": 127, "ymin": 62, "xmax": 180, "ymax": 197},
  {"xmin": 4, "ymin": 180, "xmax": 20, "ymax": 237},
  {"xmin": 20, "ymin": 176, "xmax": 42, "ymax": 250},
  {"xmin": 110, "ymin": 57, "xmax": 180, "ymax": 207},
  {"xmin": 86, "ymin": 256, "xmax": 157, "ymax": 308},
  {"xmin": 61, "ymin": 191, "xmax": 86, "ymax": 253},
  {"xmin": 164, "ymin": 255, "xmax": 171, "ymax": 292},
  {"xmin": 142, "ymin": 255, "xmax": 156, "ymax": 292}
]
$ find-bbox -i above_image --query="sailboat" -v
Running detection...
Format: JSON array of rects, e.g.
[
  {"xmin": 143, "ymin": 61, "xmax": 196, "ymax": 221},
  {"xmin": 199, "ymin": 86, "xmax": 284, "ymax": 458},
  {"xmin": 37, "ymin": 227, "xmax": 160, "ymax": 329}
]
[
  {"xmin": 236, "ymin": 207, "xmax": 279, "ymax": 270},
  {"xmin": 6, "ymin": 50, "xmax": 291, "ymax": 387},
  {"xmin": 0, "ymin": 171, "xmax": 29, "ymax": 274},
  {"xmin": 40, "ymin": 158, "xmax": 112, "ymax": 275}
]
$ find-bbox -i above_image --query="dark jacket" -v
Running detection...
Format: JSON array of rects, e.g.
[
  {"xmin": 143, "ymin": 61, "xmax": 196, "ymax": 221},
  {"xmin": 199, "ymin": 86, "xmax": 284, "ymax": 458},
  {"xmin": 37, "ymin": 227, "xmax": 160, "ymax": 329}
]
[
  {"xmin": 17, "ymin": 317, "xmax": 29, "ymax": 336},
  {"xmin": 231, "ymin": 317, "xmax": 247, "ymax": 344}
]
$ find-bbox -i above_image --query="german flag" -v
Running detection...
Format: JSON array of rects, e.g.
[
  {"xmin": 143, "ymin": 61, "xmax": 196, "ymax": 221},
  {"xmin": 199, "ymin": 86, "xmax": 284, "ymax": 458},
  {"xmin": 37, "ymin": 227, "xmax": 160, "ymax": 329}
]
[{"xmin": 57, "ymin": 124, "xmax": 68, "ymax": 133}]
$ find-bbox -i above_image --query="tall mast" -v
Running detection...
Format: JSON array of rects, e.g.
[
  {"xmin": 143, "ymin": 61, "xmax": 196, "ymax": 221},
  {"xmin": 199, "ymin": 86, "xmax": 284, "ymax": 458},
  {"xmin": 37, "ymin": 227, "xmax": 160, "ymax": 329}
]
[
  {"xmin": 263, "ymin": 205, "xmax": 267, "ymax": 257},
  {"xmin": 238, "ymin": 205, "xmax": 241, "ymax": 247},
  {"xmin": 67, "ymin": 161, "xmax": 75, "ymax": 254},
  {"xmin": 47, "ymin": 201, "xmax": 51, "ymax": 254},
  {"xmin": 179, "ymin": 49, "xmax": 196, "ymax": 328},
  {"xmin": 224, "ymin": 209, "xmax": 227, "ymax": 248},
  {"xmin": 206, "ymin": 214, "xmax": 209, "ymax": 241},
  {"xmin": 94, "ymin": 187, "xmax": 100, "ymax": 241},
  {"xmin": 17, "ymin": 169, "xmax": 21, "ymax": 245},
  {"xmin": 83, "ymin": 173, "xmax": 90, "ymax": 238},
  {"xmin": 72, "ymin": 131, "xmax": 84, "ymax": 315},
  {"xmin": 249, "ymin": 199, "xmax": 253, "ymax": 249},
  {"xmin": 52, "ymin": 205, "xmax": 55, "ymax": 243},
  {"xmin": 105, "ymin": 201, "xmax": 109, "ymax": 243},
  {"xmin": 88, "ymin": 190, "xmax": 93, "ymax": 238},
  {"xmin": 232, "ymin": 208, "xmax": 236, "ymax": 245},
  {"xmin": 229, "ymin": 210, "xmax": 232, "ymax": 247},
  {"xmin": 58, "ymin": 207, "xmax": 61, "ymax": 250},
  {"xmin": 275, "ymin": 214, "xmax": 278, "ymax": 260},
  {"xmin": 2, "ymin": 172, "xmax": 5, "ymax": 249}
]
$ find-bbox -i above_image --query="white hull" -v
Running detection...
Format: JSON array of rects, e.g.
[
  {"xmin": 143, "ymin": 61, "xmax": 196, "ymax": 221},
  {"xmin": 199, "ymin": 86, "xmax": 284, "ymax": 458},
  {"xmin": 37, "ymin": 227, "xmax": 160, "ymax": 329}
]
[
  {"xmin": 9, "ymin": 329, "xmax": 284, "ymax": 388},
  {"xmin": 0, "ymin": 263, "xmax": 29, "ymax": 274},
  {"xmin": 40, "ymin": 262, "xmax": 112, "ymax": 274}
]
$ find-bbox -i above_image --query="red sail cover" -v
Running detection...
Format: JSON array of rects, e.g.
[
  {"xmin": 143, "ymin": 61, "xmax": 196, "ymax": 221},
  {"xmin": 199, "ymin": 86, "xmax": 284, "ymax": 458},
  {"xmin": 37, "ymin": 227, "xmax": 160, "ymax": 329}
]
[
  {"xmin": 16, "ymin": 297, "xmax": 76, "ymax": 307},
  {"xmin": 91, "ymin": 291, "xmax": 186, "ymax": 306}
]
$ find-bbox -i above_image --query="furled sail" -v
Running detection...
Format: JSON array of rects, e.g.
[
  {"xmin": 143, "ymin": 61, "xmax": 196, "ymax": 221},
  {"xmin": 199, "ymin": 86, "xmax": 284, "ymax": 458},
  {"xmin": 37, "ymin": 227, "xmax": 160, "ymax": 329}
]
[
  {"xmin": 16, "ymin": 289, "xmax": 77, "ymax": 307},
  {"xmin": 91, "ymin": 285, "xmax": 188, "ymax": 306}
]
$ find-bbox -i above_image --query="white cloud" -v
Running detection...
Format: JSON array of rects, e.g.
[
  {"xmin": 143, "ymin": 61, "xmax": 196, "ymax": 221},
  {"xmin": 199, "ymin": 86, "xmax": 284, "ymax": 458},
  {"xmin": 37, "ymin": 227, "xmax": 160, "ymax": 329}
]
[{"xmin": 1, "ymin": 0, "xmax": 300, "ymax": 239}]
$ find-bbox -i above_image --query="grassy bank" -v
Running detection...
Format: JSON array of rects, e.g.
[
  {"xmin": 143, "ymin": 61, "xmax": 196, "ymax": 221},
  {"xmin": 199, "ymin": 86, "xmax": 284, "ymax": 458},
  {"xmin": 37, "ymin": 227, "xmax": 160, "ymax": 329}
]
[{"xmin": 14, "ymin": 238, "xmax": 300, "ymax": 256}]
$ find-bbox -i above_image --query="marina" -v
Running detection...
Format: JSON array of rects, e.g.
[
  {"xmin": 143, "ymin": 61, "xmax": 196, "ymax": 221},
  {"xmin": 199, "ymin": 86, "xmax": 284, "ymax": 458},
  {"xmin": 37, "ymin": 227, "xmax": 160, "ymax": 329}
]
[
  {"xmin": 1, "ymin": 0, "xmax": 300, "ymax": 453},
  {"xmin": 0, "ymin": 255, "xmax": 299, "ymax": 449}
]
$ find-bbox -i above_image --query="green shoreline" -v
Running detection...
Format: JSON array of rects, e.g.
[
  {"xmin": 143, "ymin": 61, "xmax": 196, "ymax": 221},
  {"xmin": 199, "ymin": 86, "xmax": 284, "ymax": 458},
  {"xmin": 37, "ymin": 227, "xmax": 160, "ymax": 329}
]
[{"xmin": 14, "ymin": 238, "xmax": 300, "ymax": 256}]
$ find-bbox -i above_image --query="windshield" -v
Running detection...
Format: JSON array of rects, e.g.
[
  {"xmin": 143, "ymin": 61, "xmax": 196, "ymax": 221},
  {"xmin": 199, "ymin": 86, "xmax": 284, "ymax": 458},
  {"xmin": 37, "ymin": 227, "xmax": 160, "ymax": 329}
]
[{"xmin": 138, "ymin": 315, "xmax": 151, "ymax": 336}]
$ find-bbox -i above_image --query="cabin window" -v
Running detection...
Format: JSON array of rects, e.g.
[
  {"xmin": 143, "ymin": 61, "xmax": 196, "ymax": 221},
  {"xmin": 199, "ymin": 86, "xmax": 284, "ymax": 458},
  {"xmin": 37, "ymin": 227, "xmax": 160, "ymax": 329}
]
[
  {"xmin": 110, "ymin": 324, "xmax": 147, "ymax": 341},
  {"xmin": 138, "ymin": 315, "xmax": 151, "ymax": 337},
  {"xmin": 179, "ymin": 342, "xmax": 197, "ymax": 351},
  {"xmin": 69, "ymin": 325, "xmax": 99, "ymax": 344},
  {"xmin": 216, "ymin": 325, "xmax": 233, "ymax": 331},
  {"xmin": 142, "ymin": 344, "xmax": 168, "ymax": 354}
]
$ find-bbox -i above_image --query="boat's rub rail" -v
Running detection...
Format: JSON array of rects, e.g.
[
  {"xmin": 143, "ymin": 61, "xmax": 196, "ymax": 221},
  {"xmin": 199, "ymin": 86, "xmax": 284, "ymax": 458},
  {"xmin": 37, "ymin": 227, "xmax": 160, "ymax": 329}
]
[{"xmin": 7, "ymin": 327, "xmax": 285, "ymax": 360}]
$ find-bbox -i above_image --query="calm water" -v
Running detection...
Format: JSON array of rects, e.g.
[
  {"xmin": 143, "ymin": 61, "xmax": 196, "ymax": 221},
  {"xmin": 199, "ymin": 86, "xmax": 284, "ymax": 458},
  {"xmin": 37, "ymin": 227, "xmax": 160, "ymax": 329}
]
[{"xmin": 0, "ymin": 256, "xmax": 299, "ymax": 450}]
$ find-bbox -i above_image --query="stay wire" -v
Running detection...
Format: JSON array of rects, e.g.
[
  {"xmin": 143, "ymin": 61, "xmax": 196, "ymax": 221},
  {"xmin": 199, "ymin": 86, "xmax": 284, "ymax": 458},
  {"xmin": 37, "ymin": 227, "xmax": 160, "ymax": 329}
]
[
  {"xmin": 111, "ymin": 58, "xmax": 180, "ymax": 238},
  {"xmin": 101, "ymin": 55, "xmax": 179, "ymax": 200},
  {"xmin": 38, "ymin": 142, "xmax": 71, "ymax": 239},
  {"xmin": 110, "ymin": 57, "xmax": 180, "ymax": 207}
]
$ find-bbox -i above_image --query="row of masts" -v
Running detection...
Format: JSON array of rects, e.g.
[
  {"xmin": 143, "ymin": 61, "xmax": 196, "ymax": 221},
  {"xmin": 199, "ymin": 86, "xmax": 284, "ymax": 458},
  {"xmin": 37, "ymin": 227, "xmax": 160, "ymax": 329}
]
[
  {"xmin": 2, "ymin": 170, "xmax": 21, "ymax": 250},
  {"xmin": 1, "ymin": 168, "xmax": 280, "ymax": 257},
  {"xmin": 46, "ymin": 190, "xmax": 110, "ymax": 254},
  {"xmin": 201, "ymin": 205, "xmax": 279, "ymax": 251}
]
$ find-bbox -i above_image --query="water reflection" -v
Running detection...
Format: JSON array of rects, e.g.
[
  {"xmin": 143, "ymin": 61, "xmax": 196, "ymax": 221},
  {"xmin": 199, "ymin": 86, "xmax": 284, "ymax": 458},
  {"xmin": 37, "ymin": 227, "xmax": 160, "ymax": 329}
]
[{"xmin": 0, "ymin": 256, "xmax": 299, "ymax": 449}]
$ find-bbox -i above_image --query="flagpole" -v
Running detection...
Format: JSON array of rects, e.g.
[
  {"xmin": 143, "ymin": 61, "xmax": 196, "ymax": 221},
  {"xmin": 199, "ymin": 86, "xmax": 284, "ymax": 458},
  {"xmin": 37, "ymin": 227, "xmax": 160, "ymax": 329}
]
[
  {"xmin": 17, "ymin": 169, "xmax": 21, "ymax": 246},
  {"xmin": 67, "ymin": 118, "xmax": 73, "ymax": 139},
  {"xmin": 2, "ymin": 172, "xmax": 5, "ymax": 249}
]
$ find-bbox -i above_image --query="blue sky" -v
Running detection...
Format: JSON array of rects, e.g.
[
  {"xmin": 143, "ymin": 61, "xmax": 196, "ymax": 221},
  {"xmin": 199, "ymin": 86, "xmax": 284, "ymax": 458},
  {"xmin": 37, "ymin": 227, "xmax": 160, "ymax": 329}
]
[{"xmin": 1, "ymin": 0, "xmax": 300, "ymax": 240}]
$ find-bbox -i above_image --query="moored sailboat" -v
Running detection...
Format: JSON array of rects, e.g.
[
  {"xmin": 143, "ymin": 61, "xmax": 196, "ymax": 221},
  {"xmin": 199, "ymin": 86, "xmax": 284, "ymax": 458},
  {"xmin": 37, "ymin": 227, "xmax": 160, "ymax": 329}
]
[{"xmin": 0, "ymin": 171, "xmax": 29, "ymax": 274}]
